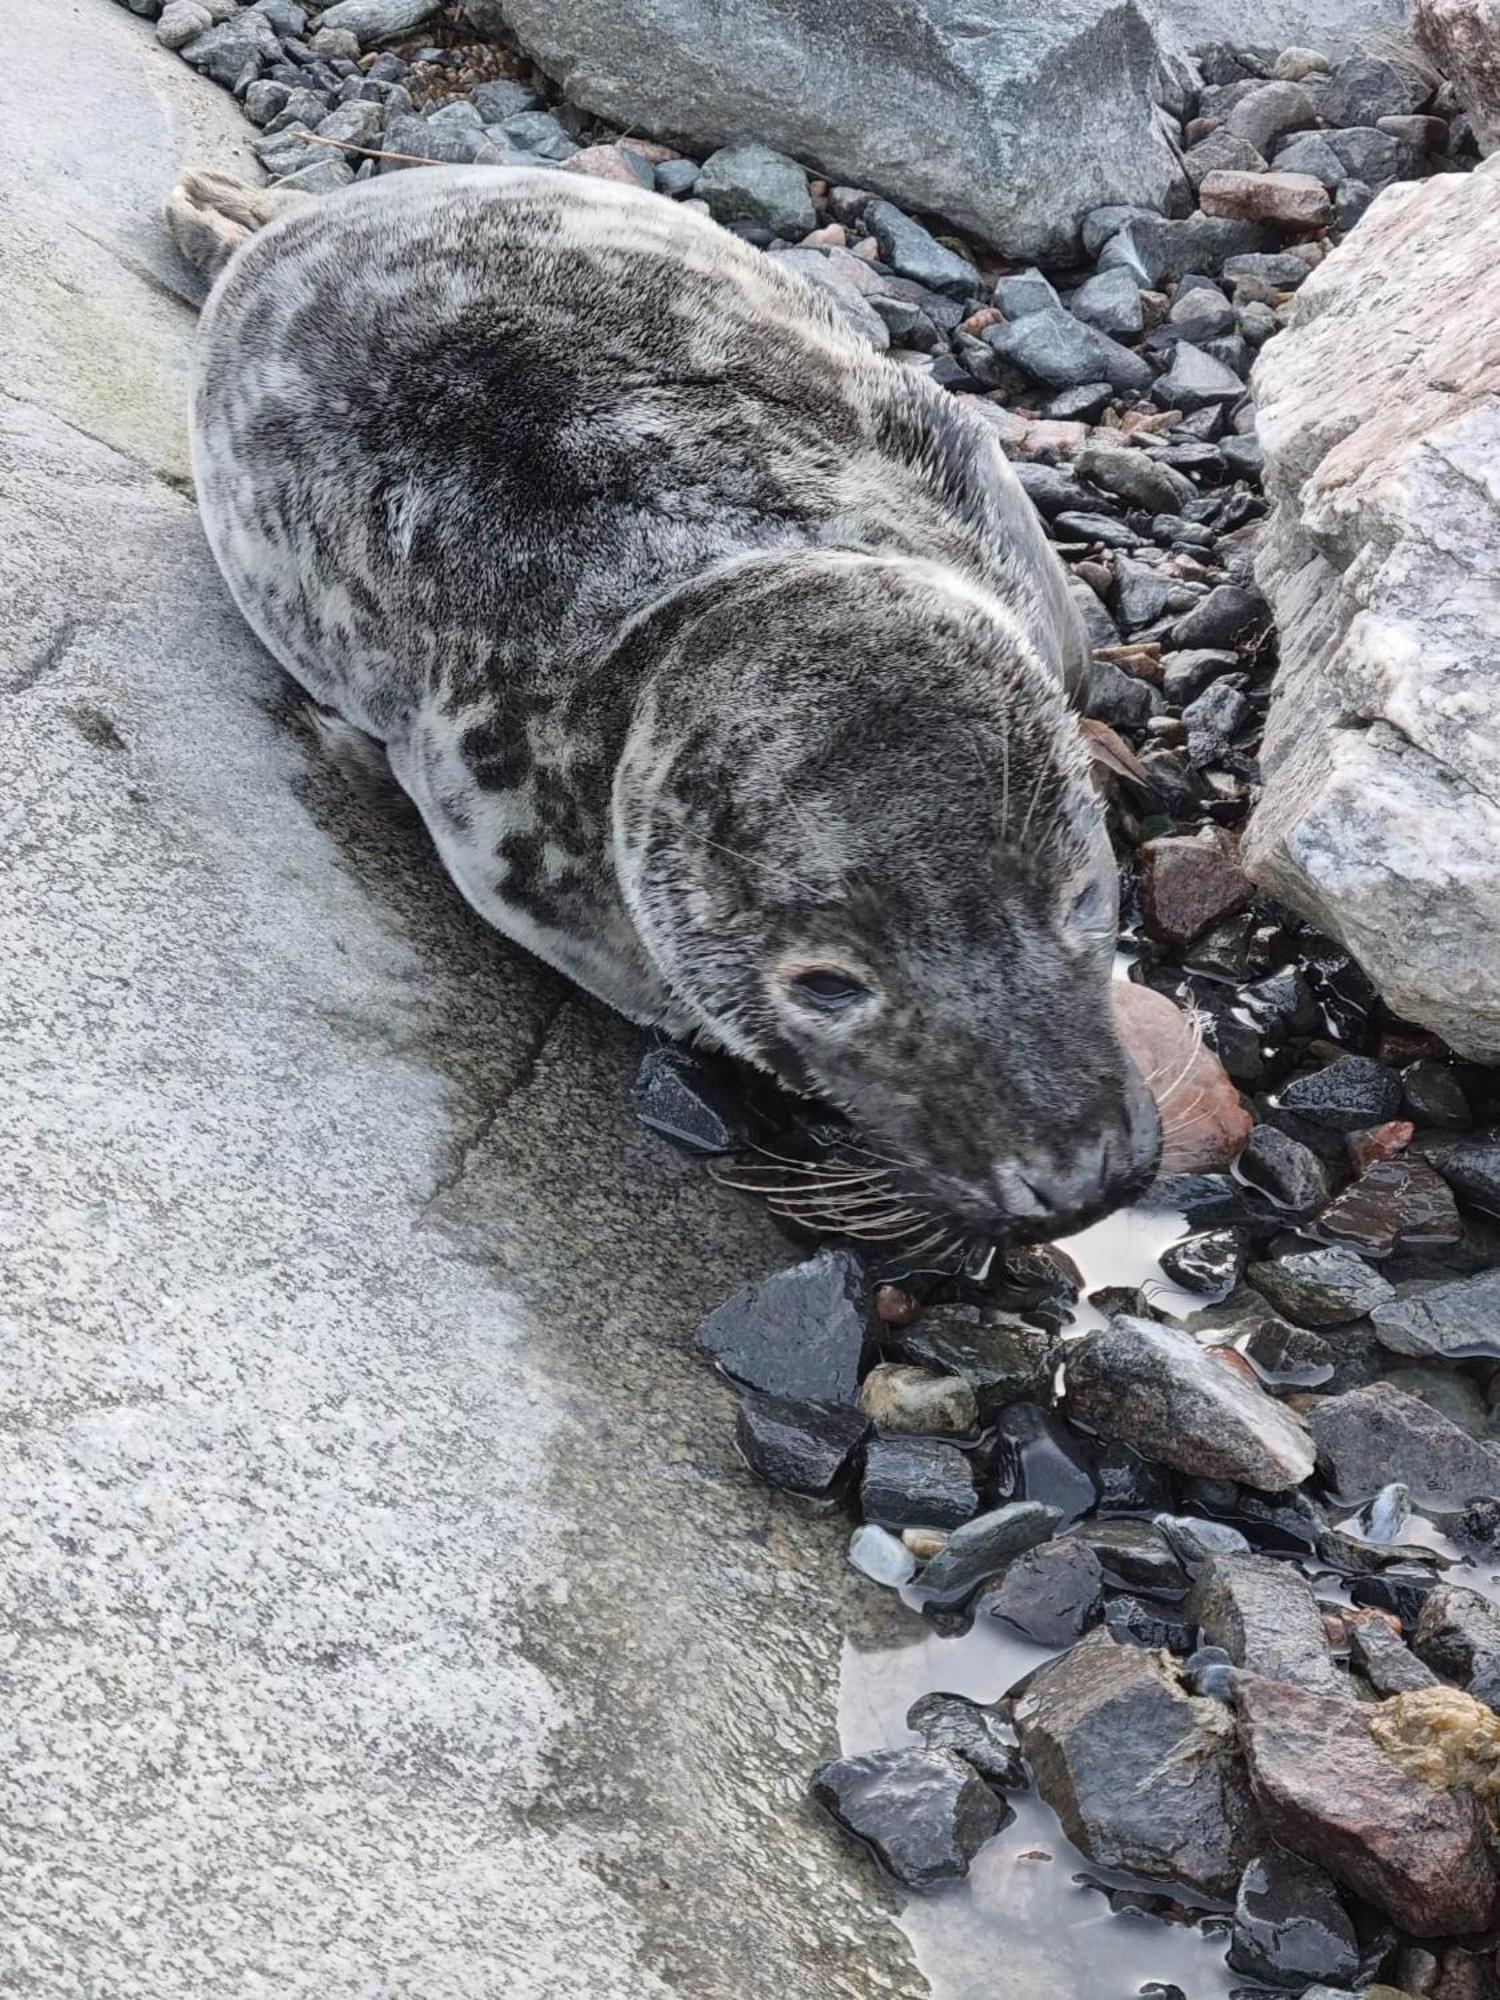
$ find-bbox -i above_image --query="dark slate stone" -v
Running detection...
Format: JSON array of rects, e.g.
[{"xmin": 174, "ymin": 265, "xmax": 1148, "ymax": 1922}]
[
  {"xmin": 1152, "ymin": 341, "xmax": 1247, "ymax": 414},
  {"xmin": 865, "ymin": 201, "xmax": 977, "ymax": 301},
  {"xmin": 810, "ymin": 1747, "xmax": 1010, "ymax": 1887},
  {"xmin": 1335, "ymin": 178, "xmax": 1376, "ymax": 231},
  {"xmin": 916, "ymin": 1500, "xmax": 1061, "ymax": 1607},
  {"xmin": 1245, "ymin": 1245, "xmax": 1393, "ymax": 1328},
  {"xmin": 983, "ymin": 1535, "xmax": 1104, "ymax": 1645},
  {"xmin": 1324, "ymin": 124, "xmax": 1413, "ymax": 185},
  {"xmin": 1348, "ymin": 1616, "xmax": 1440, "ymax": 1696},
  {"xmin": 630, "ymin": 1045, "xmax": 752, "ymax": 1153},
  {"xmin": 1161, "ymin": 647, "xmax": 1238, "ymax": 704},
  {"xmin": 1093, "ymin": 1442, "xmax": 1176, "ymax": 1515},
  {"xmin": 1190, "ymin": 1552, "xmax": 1342, "ymax": 1694},
  {"xmin": 1413, "ymin": 1584, "xmax": 1500, "ymax": 1708},
  {"xmin": 1170, "ymin": 582, "xmax": 1264, "ymax": 649},
  {"xmin": 1228, "ymin": 1850, "xmax": 1361, "ymax": 1988},
  {"xmin": 1427, "ymin": 1139, "xmax": 1500, "ymax": 1218},
  {"xmin": 1113, "ymin": 557, "xmax": 1181, "ymax": 632},
  {"xmin": 735, "ymin": 1393, "xmax": 868, "ymax": 1498},
  {"xmin": 1042, "ymin": 383, "xmax": 1114, "ymax": 423},
  {"xmin": 987, "ymin": 307, "xmax": 1153, "ymax": 394},
  {"xmin": 1161, "ymin": 1228, "xmax": 1247, "ymax": 1300},
  {"xmin": 469, "ymin": 77, "xmax": 539, "ymax": 120},
  {"xmin": 1401, "ymin": 1061, "xmax": 1472, "ymax": 1129},
  {"xmin": 1222, "ymin": 251, "xmax": 1313, "ymax": 287},
  {"xmin": 1077, "ymin": 1519, "xmax": 1187, "ymax": 1599},
  {"xmin": 1055, "ymin": 510, "xmax": 1141, "ymax": 550},
  {"xmin": 993, "ymin": 1403, "xmax": 1098, "ymax": 1526},
  {"xmin": 861, "ymin": 1434, "xmax": 978, "ymax": 1530},
  {"xmin": 1098, "ymin": 213, "xmax": 1273, "ymax": 286},
  {"xmin": 698, "ymin": 1248, "xmax": 873, "ymax": 1401},
  {"xmin": 1104, "ymin": 1595, "xmax": 1196, "ymax": 1651},
  {"xmin": 1272, "ymin": 128, "xmax": 1348, "ymax": 187},
  {"xmin": 1278, "ymin": 1055, "xmax": 1403, "ymax": 1132},
  {"xmin": 1010, "ymin": 462, "xmax": 1086, "ymax": 519},
  {"xmin": 890, "ymin": 1310, "xmax": 1054, "ymax": 1425},
  {"xmin": 1236, "ymin": 1123, "xmax": 1331, "ymax": 1217},
  {"xmin": 905, "ymin": 1691, "xmax": 1026, "ymax": 1790}
]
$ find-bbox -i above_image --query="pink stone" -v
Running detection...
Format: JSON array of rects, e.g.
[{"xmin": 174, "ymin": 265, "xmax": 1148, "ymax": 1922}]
[{"xmin": 1112, "ymin": 980, "xmax": 1252, "ymax": 1172}]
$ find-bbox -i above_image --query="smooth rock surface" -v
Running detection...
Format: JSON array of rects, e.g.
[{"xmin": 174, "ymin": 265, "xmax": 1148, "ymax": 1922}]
[
  {"xmin": 810, "ymin": 1749, "xmax": 1009, "ymax": 1889},
  {"xmin": 0, "ymin": 6, "xmax": 927, "ymax": 1994},
  {"xmin": 1306, "ymin": 1383, "xmax": 1500, "ymax": 1504},
  {"xmin": 474, "ymin": 0, "xmax": 1190, "ymax": 260},
  {"xmin": 1373, "ymin": 1268, "xmax": 1500, "ymax": 1360},
  {"xmin": 1245, "ymin": 157, "xmax": 1500, "ymax": 1059}
]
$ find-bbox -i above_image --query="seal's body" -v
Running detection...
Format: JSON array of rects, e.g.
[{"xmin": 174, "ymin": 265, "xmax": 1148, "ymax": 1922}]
[{"xmin": 184, "ymin": 165, "xmax": 1159, "ymax": 1238}]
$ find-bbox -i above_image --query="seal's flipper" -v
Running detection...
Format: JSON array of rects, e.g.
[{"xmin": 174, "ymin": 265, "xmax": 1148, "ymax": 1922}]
[{"xmin": 164, "ymin": 170, "xmax": 307, "ymax": 284}]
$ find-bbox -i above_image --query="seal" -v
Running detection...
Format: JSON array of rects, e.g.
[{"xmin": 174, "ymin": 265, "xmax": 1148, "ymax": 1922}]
[{"xmin": 171, "ymin": 163, "xmax": 1160, "ymax": 1241}]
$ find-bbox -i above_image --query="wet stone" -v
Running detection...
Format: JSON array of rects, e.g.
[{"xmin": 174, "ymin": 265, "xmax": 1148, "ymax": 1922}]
[
  {"xmin": 1237, "ymin": 1123, "xmax": 1331, "ymax": 1217},
  {"xmin": 1317, "ymin": 1158, "xmax": 1463, "ymax": 1260},
  {"xmin": 982, "ymin": 1535, "xmax": 1104, "ymax": 1645},
  {"xmin": 1191, "ymin": 1551, "xmax": 1344, "ymax": 1695},
  {"xmin": 1140, "ymin": 825, "xmax": 1253, "ymax": 945},
  {"xmin": 1353, "ymin": 1481, "xmax": 1416, "ymax": 1544},
  {"xmin": 1349, "ymin": 1617, "xmax": 1441, "ymax": 1697},
  {"xmin": 1014, "ymin": 1628, "xmax": 1260, "ymax": 1897},
  {"xmin": 1154, "ymin": 1514, "xmax": 1251, "ymax": 1567},
  {"xmin": 735, "ymin": 1393, "xmax": 868, "ymax": 1498},
  {"xmin": 1230, "ymin": 1850, "xmax": 1360, "ymax": 1989},
  {"xmin": 861, "ymin": 1434, "xmax": 977, "ymax": 1530},
  {"xmin": 993, "ymin": 1403, "xmax": 1099, "ymax": 1526},
  {"xmin": 890, "ymin": 1310, "xmax": 1053, "ymax": 1423},
  {"xmin": 1160, "ymin": 1227, "xmax": 1247, "ymax": 1299},
  {"xmin": 905, "ymin": 1692, "xmax": 1026, "ymax": 1791},
  {"xmin": 1093, "ymin": 1441, "xmax": 1175, "ymax": 1515},
  {"xmin": 631, "ymin": 1046, "xmax": 752, "ymax": 1152},
  {"xmin": 1063, "ymin": 1315, "xmax": 1316, "ymax": 1491},
  {"xmin": 1076, "ymin": 1519, "xmax": 1186, "ymax": 1599},
  {"xmin": 1413, "ymin": 1586, "xmax": 1500, "ymax": 1711},
  {"xmin": 915, "ymin": 1500, "xmax": 1060, "ymax": 1608},
  {"xmin": 1427, "ymin": 1140, "xmax": 1500, "ymax": 1220},
  {"xmin": 1246, "ymin": 1244, "xmax": 1396, "ymax": 1328},
  {"xmin": 1403, "ymin": 1062, "xmax": 1472, "ymax": 1130},
  {"xmin": 1233, "ymin": 1672, "xmax": 1500, "ymax": 1935},
  {"xmin": 1103, "ymin": 1595, "xmax": 1195, "ymax": 1653},
  {"xmin": 698, "ymin": 1248, "xmax": 873, "ymax": 1402},
  {"xmin": 849, "ymin": 1521, "xmax": 917, "ymax": 1587},
  {"xmin": 1184, "ymin": 1644, "xmax": 1235, "ymax": 1700},
  {"xmin": 1279, "ymin": 1055, "xmax": 1404, "ymax": 1133},
  {"xmin": 1306, "ymin": 1382, "xmax": 1500, "ymax": 1505},
  {"xmin": 810, "ymin": 1747, "xmax": 1009, "ymax": 1889},
  {"xmin": 1374, "ymin": 1268, "xmax": 1500, "ymax": 1362},
  {"xmin": 857, "ymin": 1362, "xmax": 978, "ymax": 1436}
]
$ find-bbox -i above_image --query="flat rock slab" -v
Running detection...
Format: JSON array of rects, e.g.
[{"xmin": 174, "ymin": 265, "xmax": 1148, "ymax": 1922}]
[
  {"xmin": 1233, "ymin": 1672, "xmax": 1500, "ymax": 1935},
  {"xmin": 0, "ymin": 5, "xmax": 925, "ymax": 1995}
]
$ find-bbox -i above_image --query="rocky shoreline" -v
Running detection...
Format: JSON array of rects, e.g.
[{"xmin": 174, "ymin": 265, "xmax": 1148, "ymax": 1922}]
[{"xmin": 113, "ymin": 0, "xmax": 1500, "ymax": 1990}]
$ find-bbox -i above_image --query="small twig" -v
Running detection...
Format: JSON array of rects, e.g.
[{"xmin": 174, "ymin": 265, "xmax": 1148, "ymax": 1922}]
[{"xmin": 293, "ymin": 130, "xmax": 440, "ymax": 168}]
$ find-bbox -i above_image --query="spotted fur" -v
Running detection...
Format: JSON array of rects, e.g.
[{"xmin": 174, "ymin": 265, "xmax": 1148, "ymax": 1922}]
[{"xmin": 186, "ymin": 165, "xmax": 1158, "ymax": 1235}]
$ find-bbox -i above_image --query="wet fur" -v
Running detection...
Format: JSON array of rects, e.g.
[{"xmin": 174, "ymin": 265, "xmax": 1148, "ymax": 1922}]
[{"xmin": 185, "ymin": 165, "xmax": 1154, "ymax": 1231}]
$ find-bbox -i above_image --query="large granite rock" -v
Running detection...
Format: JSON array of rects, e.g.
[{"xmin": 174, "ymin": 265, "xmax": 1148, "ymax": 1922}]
[
  {"xmin": 468, "ymin": 0, "xmax": 1192, "ymax": 262},
  {"xmin": 0, "ymin": 4, "xmax": 926, "ymax": 1995},
  {"xmin": 1244, "ymin": 158, "xmax": 1500, "ymax": 1060},
  {"xmin": 1153, "ymin": 0, "xmax": 1408, "ymax": 53},
  {"xmin": 1414, "ymin": 0, "xmax": 1500, "ymax": 154}
]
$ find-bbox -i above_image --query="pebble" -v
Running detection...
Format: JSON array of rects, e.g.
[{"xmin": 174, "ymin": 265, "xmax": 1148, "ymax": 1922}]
[
  {"xmin": 1139, "ymin": 825, "xmax": 1253, "ymax": 944},
  {"xmin": 157, "ymin": 0, "xmax": 213, "ymax": 50},
  {"xmin": 987, "ymin": 307, "xmax": 1153, "ymax": 395},
  {"xmin": 864, "ymin": 200, "xmax": 976, "ymax": 302},
  {"xmin": 630, "ymin": 1046, "xmax": 752, "ymax": 1153},
  {"xmin": 848, "ymin": 1522, "xmax": 917, "ymax": 1587},
  {"xmin": 1279, "ymin": 1053, "xmax": 1405, "ymax": 1131},
  {"xmin": 313, "ymin": 0, "xmax": 440, "ymax": 40},
  {"xmin": 1348, "ymin": 1616, "xmax": 1441, "ymax": 1696},
  {"xmin": 1160, "ymin": 1228, "xmax": 1246, "ymax": 1298},
  {"xmin": 1076, "ymin": 437, "xmax": 1193, "ymax": 513},
  {"xmin": 696, "ymin": 141, "xmax": 815, "ymax": 237},
  {"xmin": 891, "ymin": 1310, "xmax": 1053, "ymax": 1423},
  {"xmin": 1201, "ymin": 167, "xmax": 1334, "ymax": 227},
  {"xmin": 1426, "ymin": 1140, "xmax": 1500, "ymax": 1219},
  {"xmin": 1246, "ymin": 1244, "xmax": 1395, "ymax": 1327},
  {"xmin": 857, "ymin": 1361, "xmax": 978, "ymax": 1436},
  {"xmin": 1066, "ymin": 266, "xmax": 1144, "ymax": 337},
  {"xmin": 697, "ymin": 1248, "xmax": 873, "ymax": 1402},
  {"xmin": 1015, "ymin": 1629, "xmax": 1258, "ymax": 1897},
  {"xmin": 905, "ymin": 1692, "xmax": 1026, "ymax": 1790},
  {"xmin": 1412, "ymin": 1585, "xmax": 1500, "ymax": 1709},
  {"xmin": 1170, "ymin": 581, "xmax": 1265, "ymax": 648},
  {"xmin": 861, "ymin": 1435, "xmax": 977, "ymax": 1530},
  {"xmin": 810, "ymin": 1747, "xmax": 1010, "ymax": 1888},
  {"xmin": 916, "ymin": 1501, "xmax": 1061, "ymax": 1608},
  {"xmin": 983, "ymin": 1535, "xmax": 1104, "ymax": 1644},
  {"xmin": 1191, "ymin": 1551, "xmax": 1344, "ymax": 1694},
  {"xmin": 1229, "ymin": 1849, "xmax": 1361, "ymax": 1988},
  {"xmin": 991, "ymin": 266, "xmax": 1060, "ymax": 317},
  {"xmin": 1063, "ymin": 1315, "xmax": 1315, "ymax": 1491},
  {"xmin": 1305, "ymin": 1382, "xmax": 1500, "ymax": 1504},
  {"xmin": 1236, "ymin": 1122, "xmax": 1330, "ymax": 1215},
  {"xmin": 1317, "ymin": 1157, "xmax": 1463, "ymax": 1259},
  {"xmin": 1232, "ymin": 1670, "xmax": 1500, "ymax": 1935},
  {"xmin": 735, "ymin": 1392, "xmax": 868, "ymax": 1498}
]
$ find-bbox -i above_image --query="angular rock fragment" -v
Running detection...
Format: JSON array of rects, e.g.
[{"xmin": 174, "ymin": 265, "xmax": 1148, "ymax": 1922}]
[
  {"xmin": 1234, "ymin": 1672, "xmax": 1500, "ymax": 1934},
  {"xmin": 1014, "ymin": 1628, "xmax": 1259, "ymax": 1897},
  {"xmin": 1200, "ymin": 167, "xmax": 1334, "ymax": 227},
  {"xmin": 993, "ymin": 1403, "xmax": 1099, "ymax": 1525},
  {"xmin": 1349, "ymin": 1616, "xmax": 1441, "ymax": 1697},
  {"xmin": 983, "ymin": 1535, "xmax": 1104, "ymax": 1645},
  {"xmin": 810, "ymin": 1747, "xmax": 1009, "ymax": 1888},
  {"xmin": 1139, "ymin": 826, "xmax": 1253, "ymax": 945},
  {"xmin": 1317, "ymin": 1158, "xmax": 1462, "ymax": 1259},
  {"xmin": 861, "ymin": 1435, "xmax": 977, "ymax": 1530},
  {"xmin": 1306, "ymin": 1382, "xmax": 1500, "ymax": 1504},
  {"xmin": 987, "ymin": 306, "xmax": 1153, "ymax": 394},
  {"xmin": 890, "ymin": 1310, "xmax": 1052, "ymax": 1423},
  {"xmin": 1246, "ymin": 1244, "xmax": 1395, "ymax": 1327},
  {"xmin": 696, "ymin": 141, "xmax": 815, "ymax": 235},
  {"xmin": 698, "ymin": 1249, "xmax": 873, "ymax": 1402},
  {"xmin": 631, "ymin": 1046, "xmax": 751, "ymax": 1152},
  {"xmin": 1414, "ymin": 1585, "xmax": 1500, "ymax": 1709},
  {"xmin": 1280, "ymin": 1055, "xmax": 1405, "ymax": 1132},
  {"xmin": 905, "ymin": 1692, "xmax": 1026, "ymax": 1790},
  {"xmin": 1064, "ymin": 1315, "xmax": 1315, "ymax": 1491},
  {"xmin": 1228, "ymin": 1849, "xmax": 1361, "ymax": 1989},
  {"xmin": 1191, "ymin": 1552, "xmax": 1344, "ymax": 1694},
  {"xmin": 1373, "ymin": 1268, "xmax": 1500, "ymax": 1361},
  {"xmin": 849, "ymin": 1522, "xmax": 917, "ymax": 1587},
  {"xmin": 735, "ymin": 1393, "xmax": 868, "ymax": 1498}
]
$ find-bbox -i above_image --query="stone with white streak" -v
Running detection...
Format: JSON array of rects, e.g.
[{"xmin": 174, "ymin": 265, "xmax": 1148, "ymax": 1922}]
[{"xmin": 1244, "ymin": 158, "xmax": 1500, "ymax": 1059}]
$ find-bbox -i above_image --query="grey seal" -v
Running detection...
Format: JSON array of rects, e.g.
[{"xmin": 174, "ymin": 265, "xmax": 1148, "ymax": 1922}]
[{"xmin": 171, "ymin": 163, "xmax": 1160, "ymax": 1240}]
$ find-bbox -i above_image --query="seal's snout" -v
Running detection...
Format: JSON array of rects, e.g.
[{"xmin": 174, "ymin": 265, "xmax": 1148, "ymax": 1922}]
[{"xmin": 987, "ymin": 1074, "xmax": 1162, "ymax": 1240}]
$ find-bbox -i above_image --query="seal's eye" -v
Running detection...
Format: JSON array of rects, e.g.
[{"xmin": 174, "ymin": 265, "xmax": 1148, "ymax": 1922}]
[{"xmin": 786, "ymin": 967, "xmax": 873, "ymax": 1014}]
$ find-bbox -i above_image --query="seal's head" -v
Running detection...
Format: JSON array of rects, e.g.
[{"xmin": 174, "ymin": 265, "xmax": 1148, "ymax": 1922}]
[{"xmin": 613, "ymin": 552, "xmax": 1161, "ymax": 1242}]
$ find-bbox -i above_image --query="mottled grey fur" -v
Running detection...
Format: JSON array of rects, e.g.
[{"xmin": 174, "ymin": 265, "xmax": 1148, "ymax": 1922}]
[{"xmin": 182, "ymin": 164, "xmax": 1158, "ymax": 1236}]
